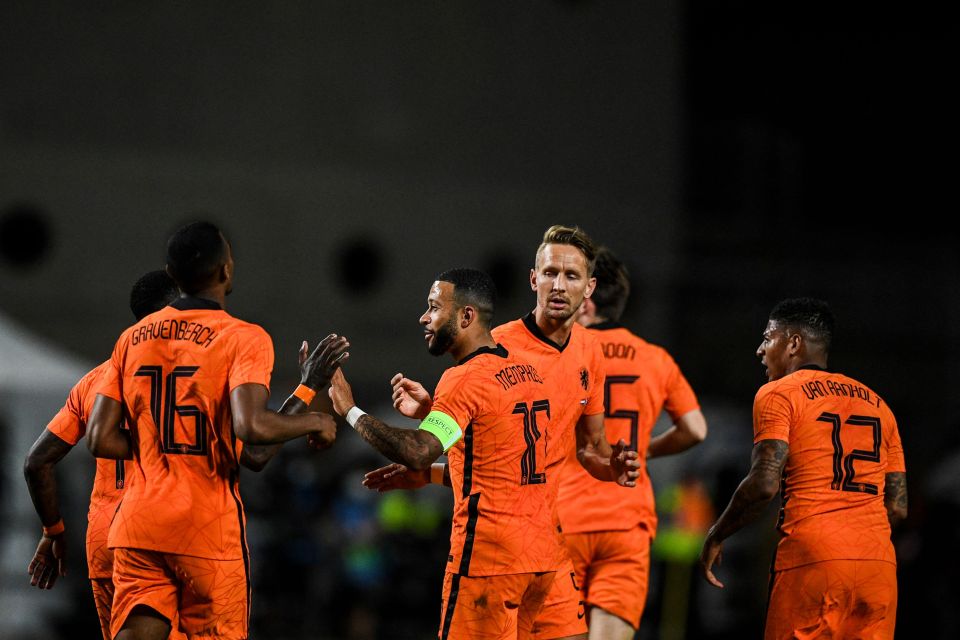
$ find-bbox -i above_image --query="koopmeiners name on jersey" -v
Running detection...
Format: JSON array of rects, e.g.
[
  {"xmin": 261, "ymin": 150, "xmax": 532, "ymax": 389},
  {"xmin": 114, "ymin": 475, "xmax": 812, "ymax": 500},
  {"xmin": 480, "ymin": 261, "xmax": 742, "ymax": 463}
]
[
  {"xmin": 494, "ymin": 364, "xmax": 543, "ymax": 391},
  {"xmin": 131, "ymin": 319, "xmax": 218, "ymax": 348},
  {"xmin": 800, "ymin": 377, "xmax": 881, "ymax": 407}
]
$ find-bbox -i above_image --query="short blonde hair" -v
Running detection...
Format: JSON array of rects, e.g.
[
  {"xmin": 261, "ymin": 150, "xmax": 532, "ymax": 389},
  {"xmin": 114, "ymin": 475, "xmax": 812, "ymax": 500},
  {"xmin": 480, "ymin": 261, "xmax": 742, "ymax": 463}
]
[{"xmin": 535, "ymin": 225, "xmax": 597, "ymax": 275}]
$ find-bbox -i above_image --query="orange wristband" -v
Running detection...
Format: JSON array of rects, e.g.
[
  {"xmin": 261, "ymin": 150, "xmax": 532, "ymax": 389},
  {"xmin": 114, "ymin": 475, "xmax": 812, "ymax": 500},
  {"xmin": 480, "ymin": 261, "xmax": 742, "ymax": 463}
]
[
  {"xmin": 293, "ymin": 384, "xmax": 317, "ymax": 405},
  {"xmin": 43, "ymin": 519, "xmax": 65, "ymax": 537}
]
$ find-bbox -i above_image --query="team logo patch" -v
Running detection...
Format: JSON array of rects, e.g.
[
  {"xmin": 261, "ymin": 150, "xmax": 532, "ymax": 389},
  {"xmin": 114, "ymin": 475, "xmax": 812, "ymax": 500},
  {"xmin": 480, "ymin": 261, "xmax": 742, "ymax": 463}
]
[{"xmin": 579, "ymin": 367, "xmax": 589, "ymax": 390}]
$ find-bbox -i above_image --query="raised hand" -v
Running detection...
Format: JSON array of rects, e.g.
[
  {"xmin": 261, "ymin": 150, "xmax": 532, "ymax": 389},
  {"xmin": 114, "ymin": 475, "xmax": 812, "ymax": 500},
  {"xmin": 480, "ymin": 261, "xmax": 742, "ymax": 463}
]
[
  {"xmin": 610, "ymin": 439, "xmax": 641, "ymax": 487},
  {"xmin": 390, "ymin": 373, "xmax": 432, "ymax": 419},
  {"xmin": 327, "ymin": 369, "xmax": 356, "ymax": 417},
  {"xmin": 362, "ymin": 463, "xmax": 429, "ymax": 492},
  {"xmin": 306, "ymin": 413, "xmax": 338, "ymax": 450},
  {"xmin": 28, "ymin": 533, "xmax": 66, "ymax": 590},
  {"xmin": 301, "ymin": 334, "xmax": 350, "ymax": 390}
]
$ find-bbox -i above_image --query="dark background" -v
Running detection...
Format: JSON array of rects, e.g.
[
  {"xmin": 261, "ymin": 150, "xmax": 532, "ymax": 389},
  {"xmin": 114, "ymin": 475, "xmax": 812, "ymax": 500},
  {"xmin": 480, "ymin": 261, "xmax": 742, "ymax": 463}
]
[{"xmin": 1, "ymin": 2, "xmax": 955, "ymax": 638}]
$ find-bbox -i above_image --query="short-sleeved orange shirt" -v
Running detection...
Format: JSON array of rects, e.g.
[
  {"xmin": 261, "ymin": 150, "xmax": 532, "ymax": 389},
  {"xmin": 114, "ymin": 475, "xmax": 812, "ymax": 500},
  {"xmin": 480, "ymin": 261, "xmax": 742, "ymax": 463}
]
[
  {"xmin": 753, "ymin": 365, "xmax": 905, "ymax": 571},
  {"xmin": 95, "ymin": 297, "xmax": 273, "ymax": 560},
  {"xmin": 435, "ymin": 344, "xmax": 565, "ymax": 577},
  {"xmin": 557, "ymin": 323, "xmax": 700, "ymax": 535},
  {"xmin": 45, "ymin": 361, "xmax": 128, "ymax": 579},
  {"xmin": 491, "ymin": 315, "xmax": 606, "ymax": 480}
]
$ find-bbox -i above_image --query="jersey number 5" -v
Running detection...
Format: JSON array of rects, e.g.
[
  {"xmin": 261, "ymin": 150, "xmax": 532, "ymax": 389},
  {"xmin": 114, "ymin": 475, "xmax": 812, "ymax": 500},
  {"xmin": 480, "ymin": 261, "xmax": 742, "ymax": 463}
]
[
  {"xmin": 605, "ymin": 376, "xmax": 640, "ymax": 451},
  {"xmin": 135, "ymin": 365, "xmax": 210, "ymax": 456},
  {"xmin": 817, "ymin": 412, "xmax": 881, "ymax": 494},
  {"xmin": 514, "ymin": 400, "xmax": 549, "ymax": 485}
]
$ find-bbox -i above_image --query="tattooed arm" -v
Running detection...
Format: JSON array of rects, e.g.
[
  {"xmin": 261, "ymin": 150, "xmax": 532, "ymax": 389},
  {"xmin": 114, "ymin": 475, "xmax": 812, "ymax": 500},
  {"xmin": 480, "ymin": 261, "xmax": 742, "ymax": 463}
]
[
  {"xmin": 699, "ymin": 439, "xmax": 788, "ymax": 588},
  {"xmin": 329, "ymin": 369, "xmax": 444, "ymax": 470},
  {"xmin": 883, "ymin": 472, "xmax": 908, "ymax": 527},
  {"xmin": 353, "ymin": 414, "xmax": 444, "ymax": 471}
]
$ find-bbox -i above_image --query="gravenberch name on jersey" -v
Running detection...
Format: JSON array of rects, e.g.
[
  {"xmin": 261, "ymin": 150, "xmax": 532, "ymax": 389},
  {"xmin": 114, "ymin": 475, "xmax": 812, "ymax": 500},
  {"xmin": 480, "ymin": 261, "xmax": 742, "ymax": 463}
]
[
  {"xmin": 130, "ymin": 319, "xmax": 218, "ymax": 348},
  {"xmin": 799, "ymin": 377, "xmax": 881, "ymax": 407},
  {"xmin": 494, "ymin": 364, "xmax": 543, "ymax": 391}
]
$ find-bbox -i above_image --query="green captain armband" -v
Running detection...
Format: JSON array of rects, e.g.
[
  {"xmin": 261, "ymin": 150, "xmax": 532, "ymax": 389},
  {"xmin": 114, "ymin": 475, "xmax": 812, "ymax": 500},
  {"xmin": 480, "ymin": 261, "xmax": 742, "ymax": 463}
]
[{"xmin": 418, "ymin": 410, "xmax": 463, "ymax": 452}]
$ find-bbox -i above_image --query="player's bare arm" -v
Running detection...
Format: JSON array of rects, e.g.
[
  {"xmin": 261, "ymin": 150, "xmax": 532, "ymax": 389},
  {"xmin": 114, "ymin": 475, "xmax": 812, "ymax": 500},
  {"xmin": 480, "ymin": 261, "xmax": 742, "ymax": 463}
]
[
  {"xmin": 23, "ymin": 430, "xmax": 73, "ymax": 589},
  {"xmin": 239, "ymin": 339, "xmax": 343, "ymax": 470},
  {"xmin": 329, "ymin": 369, "xmax": 444, "ymax": 470},
  {"xmin": 699, "ymin": 438, "xmax": 788, "ymax": 588},
  {"xmin": 87, "ymin": 395, "xmax": 132, "ymax": 460},
  {"xmin": 883, "ymin": 471, "xmax": 908, "ymax": 526},
  {"xmin": 362, "ymin": 462, "xmax": 452, "ymax": 492},
  {"xmin": 647, "ymin": 408, "xmax": 708, "ymax": 458},
  {"xmin": 575, "ymin": 412, "xmax": 640, "ymax": 486}
]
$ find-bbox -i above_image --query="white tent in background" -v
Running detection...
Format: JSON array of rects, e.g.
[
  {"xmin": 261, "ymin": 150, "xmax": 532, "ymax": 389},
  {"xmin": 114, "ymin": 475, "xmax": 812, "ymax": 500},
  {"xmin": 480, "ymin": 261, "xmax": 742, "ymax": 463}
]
[{"xmin": 0, "ymin": 310, "xmax": 92, "ymax": 639}]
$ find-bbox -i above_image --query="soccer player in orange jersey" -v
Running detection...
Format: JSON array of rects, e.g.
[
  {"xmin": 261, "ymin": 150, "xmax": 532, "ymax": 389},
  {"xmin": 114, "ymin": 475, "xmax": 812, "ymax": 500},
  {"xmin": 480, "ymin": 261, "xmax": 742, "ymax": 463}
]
[
  {"xmin": 699, "ymin": 298, "xmax": 907, "ymax": 640},
  {"xmin": 368, "ymin": 226, "xmax": 641, "ymax": 640},
  {"xmin": 86, "ymin": 222, "xmax": 348, "ymax": 640},
  {"xmin": 327, "ymin": 268, "xmax": 638, "ymax": 640},
  {"xmin": 561, "ymin": 247, "xmax": 707, "ymax": 640},
  {"xmin": 24, "ymin": 270, "xmax": 180, "ymax": 639}
]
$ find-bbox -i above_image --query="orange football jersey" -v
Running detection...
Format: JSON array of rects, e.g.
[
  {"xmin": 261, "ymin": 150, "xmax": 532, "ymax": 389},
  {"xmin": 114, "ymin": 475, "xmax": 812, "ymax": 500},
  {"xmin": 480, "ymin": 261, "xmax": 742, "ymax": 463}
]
[
  {"xmin": 491, "ymin": 315, "xmax": 606, "ymax": 481},
  {"xmin": 95, "ymin": 298, "xmax": 273, "ymax": 560},
  {"xmin": 436, "ymin": 344, "xmax": 564, "ymax": 576},
  {"xmin": 45, "ymin": 361, "xmax": 128, "ymax": 579},
  {"xmin": 753, "ymin": 366, "xmax": 906, "ymax": 570},
  {"xmin": 557, "ymin": 323, "xmax": 700, "ymax": 534}
]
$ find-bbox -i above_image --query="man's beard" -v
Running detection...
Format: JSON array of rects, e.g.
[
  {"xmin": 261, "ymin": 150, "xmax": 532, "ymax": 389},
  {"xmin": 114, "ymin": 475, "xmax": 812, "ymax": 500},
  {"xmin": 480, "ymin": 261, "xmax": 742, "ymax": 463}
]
[{"xmin": 428, "ymin": 316, "xmax": 458, "ymax": 356}]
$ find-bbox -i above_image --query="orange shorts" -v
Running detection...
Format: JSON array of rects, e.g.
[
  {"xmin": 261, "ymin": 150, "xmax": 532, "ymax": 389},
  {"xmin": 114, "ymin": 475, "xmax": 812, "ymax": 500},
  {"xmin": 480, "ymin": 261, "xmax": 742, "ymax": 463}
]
[
  {"xmin": 91, "ymin": 577, "xmax": 115, "ymax": 640},
  {"xmin": 439, "ymin": 571, "xmax": 555, "ymax": 640},
  {"xmin": 563, "ymin": 526, "xmax": 651, "ymax": 629},
  {"xmin": 529, "ymin": 559, "xmax": 587, "ymax": 639},
  {"xmin": 765, "ymin": 559, "xmax": 897, "ymax": 640},
  {"xmin": 111, "ymin": 548, "xmax": 248, "ymax": 640}
]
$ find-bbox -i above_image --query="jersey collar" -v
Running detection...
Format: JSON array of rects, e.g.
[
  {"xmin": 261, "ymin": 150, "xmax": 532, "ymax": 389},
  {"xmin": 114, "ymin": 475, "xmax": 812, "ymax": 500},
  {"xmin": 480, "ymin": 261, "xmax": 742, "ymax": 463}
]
[
  {"xmin": 797, "ymin": 363, "xmax": 828, "ymax": 373},
  {"xmin": 170, "ymin": 296, "xmax": 223, "ymax": 311},
  {"xmin": 589, "ymin": 320, "xmax": 622, "ymax": 331},
  {"xmin": 522, "ymin": 312, "xmax": 570, "ymax": 352},
  {"xmin": 458, "ymin": 343, "xmax": 508, "ymax": 365}
]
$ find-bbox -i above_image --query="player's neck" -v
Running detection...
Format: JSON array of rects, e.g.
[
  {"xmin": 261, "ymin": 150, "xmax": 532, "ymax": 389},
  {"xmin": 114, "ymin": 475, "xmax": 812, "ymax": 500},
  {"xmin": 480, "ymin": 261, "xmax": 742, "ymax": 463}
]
[
  {"xmin": 184, "ymin": 288, "xmax": 227, "ymax": 310},
  {"xmin": 786, "ymin": 354, "xmax": 828, "ymax": 376},
  {"xmin": 533, "ymin": 306, "xmax": 577, "ymax": 345},
  {"xmin": 449, "ymin": 331, "xmax": 497, "ymax": 363}
]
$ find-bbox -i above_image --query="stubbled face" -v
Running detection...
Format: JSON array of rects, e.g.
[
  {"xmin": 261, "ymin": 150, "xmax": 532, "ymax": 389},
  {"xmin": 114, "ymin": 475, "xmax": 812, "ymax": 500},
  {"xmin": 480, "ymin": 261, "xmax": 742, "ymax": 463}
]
[
  {"xmin": 757, "ymin": 319, "xmax": 793, "ymax": 382},
  {"xmin": 531, "ymin": 244, "xmax": 596, "ymax": 322},
  {"xmin": 420, "ymin": 281, "xmax": 459, "ymax": 356}
]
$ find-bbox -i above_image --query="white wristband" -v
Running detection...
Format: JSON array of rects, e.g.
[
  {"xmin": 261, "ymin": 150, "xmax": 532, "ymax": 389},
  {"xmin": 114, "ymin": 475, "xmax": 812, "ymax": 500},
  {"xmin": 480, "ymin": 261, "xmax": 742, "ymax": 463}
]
[{"xmin": 346, "ymin": 406, "xmax": 366, "ymax": 429}]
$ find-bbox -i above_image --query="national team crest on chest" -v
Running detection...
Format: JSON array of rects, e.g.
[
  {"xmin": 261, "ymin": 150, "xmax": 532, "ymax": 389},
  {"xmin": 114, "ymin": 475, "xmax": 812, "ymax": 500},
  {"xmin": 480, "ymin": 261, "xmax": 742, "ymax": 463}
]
[{"xmin": 579, "ymin": 367, "xmax": 589, "ymax": 390}]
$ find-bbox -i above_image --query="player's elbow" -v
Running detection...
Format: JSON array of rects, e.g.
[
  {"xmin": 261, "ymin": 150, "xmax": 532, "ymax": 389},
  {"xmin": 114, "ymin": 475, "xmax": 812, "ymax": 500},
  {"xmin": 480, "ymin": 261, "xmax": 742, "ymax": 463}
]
[
  {"xmin": 23, "ymin": 450, "xmax": 49, "ymax": 482},
  {"xmin": 680, "ymin": 411, "xmax": 708, "ymax": 445},
  {"xmin": 754, "ymin": 476, "xmax": 780, "ymax": 501},
  {"xmin": 886, "ymin": 501, "xmax": 908, "ymax": 527},
  {"xmin": 234, "ymin": 412, "xmax": 273, "ymax": 445}
]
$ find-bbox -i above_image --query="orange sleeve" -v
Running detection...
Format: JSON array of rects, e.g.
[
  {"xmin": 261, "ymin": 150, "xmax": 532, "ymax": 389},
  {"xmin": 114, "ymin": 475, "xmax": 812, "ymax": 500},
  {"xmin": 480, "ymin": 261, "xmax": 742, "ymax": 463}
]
[
  {"xmin": 584, "ymin": 340, "xmax": 606, "ymax": 416},
  {"xmin": 45, "ymin": 382, "xmax": 86, "ymax": 445},
  {"xmin": 753, "ymin": 385, "xmax": 793, "ymax": 443},
  {"xmin": 93, "ymin": 336, "xmax": 125, "ymax": 402},
  {"xmin": 884, "ymin": 409, "xmax": 906, "ymax": 473},
  {"xmin": 661, "ymin": 354, "xmax": 700, "ymax": 420},
  {"xmin": 228, "ymin": 325, "xmax": 274, "ymax": 391},
  {"xmin": 430, "ymin": 366, "xmax": 479, "ymax": 430}
]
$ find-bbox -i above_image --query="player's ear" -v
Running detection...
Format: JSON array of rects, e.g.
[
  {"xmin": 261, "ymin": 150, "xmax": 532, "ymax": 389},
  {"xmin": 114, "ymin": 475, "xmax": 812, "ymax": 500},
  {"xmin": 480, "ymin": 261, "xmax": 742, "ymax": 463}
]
[
  {"xmin": 584, "ymin": 276, "xmax": 597, "ymax": 299},
  {"xmin": 529, "ymin": 268, "xmax": 537, "ymax": 291},
  {"xmin": 787, "ymin": 332, "xmax": 802, "ymax": 355},
  {"xmin": 461, "ymin": 305, "xmax": 476, "ymax": 329}
]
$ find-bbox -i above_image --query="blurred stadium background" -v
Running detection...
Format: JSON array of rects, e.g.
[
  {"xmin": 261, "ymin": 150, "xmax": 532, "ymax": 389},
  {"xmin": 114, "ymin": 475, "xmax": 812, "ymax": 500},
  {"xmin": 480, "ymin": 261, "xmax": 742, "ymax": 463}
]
[{"xmin": 0, "ymin": 2, "xmax": 955, "ymax": 638}]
